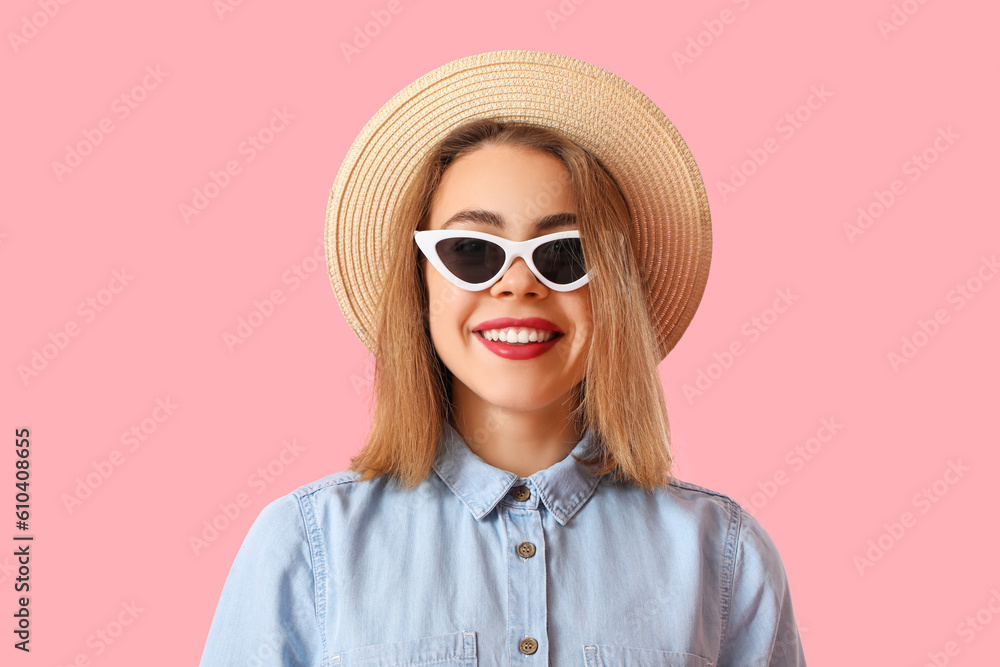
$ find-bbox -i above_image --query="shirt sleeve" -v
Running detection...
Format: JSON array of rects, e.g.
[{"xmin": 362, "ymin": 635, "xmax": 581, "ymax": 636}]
[
  {"xmin": 199, "ymin": 493, "xmax": 324, "ymax": 666},
  {"xmin": 718, "ymin": 507, "xmax": 806, "ymax": 667}
]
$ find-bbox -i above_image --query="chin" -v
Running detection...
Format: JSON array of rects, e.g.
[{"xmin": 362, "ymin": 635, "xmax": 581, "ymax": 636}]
[{"xmin": 471, "ymin": 385, "xmax": 574, "ymax": 414}]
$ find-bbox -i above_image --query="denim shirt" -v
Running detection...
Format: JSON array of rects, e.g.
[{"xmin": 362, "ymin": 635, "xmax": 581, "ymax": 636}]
[{"xmin": 200, "ymin": 422, "xmax": 806, "ymax": 666}]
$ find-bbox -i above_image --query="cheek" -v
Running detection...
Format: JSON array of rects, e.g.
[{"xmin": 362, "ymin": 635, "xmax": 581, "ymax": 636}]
[
  {"xmin": 574, "ymin": 299, "xmax": 595, "ymax": 368},
  {"xmin": 424, "ymin": 270, "xmax": 474, "ymax": 340},
  {"xmin": 573, "ymin": 291, "xmax": 595, "ymax": 343}
]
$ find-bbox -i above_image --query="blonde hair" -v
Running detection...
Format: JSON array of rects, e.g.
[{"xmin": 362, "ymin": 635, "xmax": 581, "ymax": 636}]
[{"xmin": 349, "ymin": 119, "xmax": 673, "ymax": 490}]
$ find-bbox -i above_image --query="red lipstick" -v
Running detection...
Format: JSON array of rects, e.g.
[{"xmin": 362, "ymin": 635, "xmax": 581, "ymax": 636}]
[
  {"xmin": 472, "ymin": 317, "xmax": 564, "ymax": 360},
  {"xmin": 473, "ymin": 317, "xmax": 563, "ymax": 333}
]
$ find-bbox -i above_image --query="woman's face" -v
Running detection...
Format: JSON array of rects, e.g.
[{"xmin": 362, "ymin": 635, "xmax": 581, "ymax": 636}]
[{"xmin": 422, "ymin": 144, "xmax": 593, "ymax": 417}]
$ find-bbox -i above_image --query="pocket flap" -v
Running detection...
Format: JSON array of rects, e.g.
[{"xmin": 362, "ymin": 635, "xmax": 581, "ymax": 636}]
[
  {"xmin": 583, "ymin": 644, "xmax": 713, "ymax": 667},
  {"xmin": 332, "ymin": 630, "xmax": 477, "ymax": 667}
]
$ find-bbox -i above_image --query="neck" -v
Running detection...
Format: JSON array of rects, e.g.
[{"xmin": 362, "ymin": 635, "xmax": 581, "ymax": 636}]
[{"xmin": 449, "ymin": 381, "xmax": 583, "ymax": 478}]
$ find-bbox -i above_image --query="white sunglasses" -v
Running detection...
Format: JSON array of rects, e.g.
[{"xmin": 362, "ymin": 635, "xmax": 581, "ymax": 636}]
[{"xmin": 413, "ymin": 229, "xmax": 591, "ymax": 292}]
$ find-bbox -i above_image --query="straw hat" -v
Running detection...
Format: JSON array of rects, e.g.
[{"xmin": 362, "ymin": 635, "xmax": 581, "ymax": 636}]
[{"xmin": 325, "ymin": 50, "xmax": 711, "ymax": 361}]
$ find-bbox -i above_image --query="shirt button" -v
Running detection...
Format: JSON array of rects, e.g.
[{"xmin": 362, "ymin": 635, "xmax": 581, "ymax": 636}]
[
  {"xmin": 517, "ymin": 541, "xmax": 536, "ymax": 558},
  {"xmin": 519, "ymin": 637, "xmax": 538, "ymax": 655},
  {"xmin": 511, "ymin": 485, "xmax": 531, "ymax": 502}
]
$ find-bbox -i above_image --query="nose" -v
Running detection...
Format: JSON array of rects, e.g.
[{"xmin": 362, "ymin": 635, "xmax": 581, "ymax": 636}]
[{"xmin": 490, "ymin": 257, "xmax": 547, "ymax": 298}]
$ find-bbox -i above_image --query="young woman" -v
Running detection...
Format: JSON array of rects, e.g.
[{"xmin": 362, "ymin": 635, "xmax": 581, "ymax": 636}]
[{"xmin": 200, "ymin": 51, "xmax": 806, "ymax": 666}]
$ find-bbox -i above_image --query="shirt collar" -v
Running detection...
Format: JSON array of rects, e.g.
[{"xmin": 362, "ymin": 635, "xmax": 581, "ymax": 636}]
[{"xmin": 431, "ymin": 421, "xmax": 604, "ymax": 526}]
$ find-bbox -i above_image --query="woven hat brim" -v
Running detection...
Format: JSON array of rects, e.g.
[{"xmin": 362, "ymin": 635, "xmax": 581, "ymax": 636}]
[{"xmin": 326, "ymin": 50, "xmax": 711, "ymax": 361}]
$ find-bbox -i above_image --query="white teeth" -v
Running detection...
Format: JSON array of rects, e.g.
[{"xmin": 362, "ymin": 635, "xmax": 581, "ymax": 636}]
[{"xmin": 479, "ymin": 327, "xmax": 558, "ymax": 344}]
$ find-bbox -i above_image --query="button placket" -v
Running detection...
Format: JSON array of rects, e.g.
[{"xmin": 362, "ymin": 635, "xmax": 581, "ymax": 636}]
[{"xmin": 503, "ymin": 482, "xmax": 546, "ymax": 661}]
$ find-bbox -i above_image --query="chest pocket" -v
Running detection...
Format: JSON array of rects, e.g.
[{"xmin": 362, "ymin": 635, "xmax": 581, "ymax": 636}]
[
  {"xmin": 583, "ymin": 644, "xmax": 713, "ymax": 667},
  {"xmin": 331, "ymin": 631, "xmax": 477, "ymax": 667}
]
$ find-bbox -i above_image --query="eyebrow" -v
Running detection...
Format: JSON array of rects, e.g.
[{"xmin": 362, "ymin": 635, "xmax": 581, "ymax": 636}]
[{"xmin": 440, "ymin": 209, "xmax": 577, "ymax": 232}]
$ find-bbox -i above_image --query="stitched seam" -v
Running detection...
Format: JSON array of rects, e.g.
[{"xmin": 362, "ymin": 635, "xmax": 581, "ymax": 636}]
[
  {"xmin": 331, "ymin": 632, "xmax": 472, "ymax": 660},
  {"xmin": 561, "ymin": 473, "xmax": 603, "ymax": 523},
  {"xmin": 462, "ymin": 630, "xmax": 476, "ymax": 665},
  {"xmin": 435, "ymin": 462, "xmax": 513, "ymax": 519},
  {"xmin": 530, "ymin": 475, "xmax": 566, "ymax": 524},
  {"xmin": 669, "ymin": 478, "xmax": 732, "ymax": 500},
  {"xmin": 331, "ymin": 657, "xmax": 458, "ymax": 667},
  {"xmin": 296, "ymin": 491, "xmax": 329, "ymax": 663},
  {"xmin": 434, "ymin": 463, "xmax": 482, "ymax": 516},
  {"xmin": 294, "ymin": 472, "xmax": 362, "ymax": 501},
  {"xmin": 372, "ymin": 659, "xmax": 453, "ymax": 667},
  {"xmin": 717, "ymin": 499, "xmax": 742, "ymax": 661},
  {"xmin": 502, "ymin": 505, "xmax": 514, "ymax": 666}
]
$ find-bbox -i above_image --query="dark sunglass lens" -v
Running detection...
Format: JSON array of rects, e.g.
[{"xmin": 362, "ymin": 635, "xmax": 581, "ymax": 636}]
[
  {"xmin": 435, "ymin": 237, "xmax": 505, "ymax": 284},
  {"xmin": 534, "ymin": 238, "xmax": 587, "ymax": 284}
]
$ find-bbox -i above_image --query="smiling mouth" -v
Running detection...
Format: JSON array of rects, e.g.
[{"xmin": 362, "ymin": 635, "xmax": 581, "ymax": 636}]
[{"xmin": 474, "ymin": 327, "xmax": 564, "ymax": 345}]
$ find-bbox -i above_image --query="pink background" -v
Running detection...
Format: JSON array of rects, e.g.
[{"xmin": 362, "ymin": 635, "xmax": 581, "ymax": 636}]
[{"xmin": 3, "ymin": 0, "xmax": 998, "ymax": 664}]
